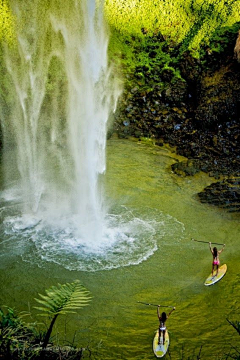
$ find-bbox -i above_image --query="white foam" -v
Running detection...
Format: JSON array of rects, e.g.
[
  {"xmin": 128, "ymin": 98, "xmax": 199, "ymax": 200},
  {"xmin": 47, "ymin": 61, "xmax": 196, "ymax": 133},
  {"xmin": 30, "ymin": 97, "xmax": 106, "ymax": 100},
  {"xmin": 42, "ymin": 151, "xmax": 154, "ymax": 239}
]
[{"xmin": 0, "ymin": 204, "xmax": 184, "ymax": 271}]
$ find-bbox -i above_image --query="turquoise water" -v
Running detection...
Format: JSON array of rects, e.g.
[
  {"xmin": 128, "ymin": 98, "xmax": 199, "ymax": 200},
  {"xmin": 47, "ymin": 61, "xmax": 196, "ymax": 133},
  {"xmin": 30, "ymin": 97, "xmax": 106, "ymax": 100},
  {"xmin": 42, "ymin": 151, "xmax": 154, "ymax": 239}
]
[{"xmin": 0, "ymin": 138, "xmax": 239, "ymax": 359}]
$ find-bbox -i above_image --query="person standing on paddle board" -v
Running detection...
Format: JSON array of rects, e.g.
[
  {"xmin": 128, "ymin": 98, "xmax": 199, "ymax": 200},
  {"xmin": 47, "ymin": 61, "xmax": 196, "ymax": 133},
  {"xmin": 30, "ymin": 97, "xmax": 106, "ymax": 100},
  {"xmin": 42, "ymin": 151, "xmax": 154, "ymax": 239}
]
[
  {"xmin": 209, "ymin": 242, "xmax": 225, "ymax": 276},
  {"xmin": 157, "ymin": 305, "xmax": 175, "ymax": 345}
]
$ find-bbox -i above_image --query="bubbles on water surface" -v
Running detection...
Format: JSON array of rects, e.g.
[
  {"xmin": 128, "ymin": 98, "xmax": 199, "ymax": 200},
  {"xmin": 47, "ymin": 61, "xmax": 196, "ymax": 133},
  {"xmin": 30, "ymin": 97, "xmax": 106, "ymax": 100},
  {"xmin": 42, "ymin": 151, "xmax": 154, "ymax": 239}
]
[{"xmin": 0, "ymin": 201, "xmax": 184, "ymax": 271}]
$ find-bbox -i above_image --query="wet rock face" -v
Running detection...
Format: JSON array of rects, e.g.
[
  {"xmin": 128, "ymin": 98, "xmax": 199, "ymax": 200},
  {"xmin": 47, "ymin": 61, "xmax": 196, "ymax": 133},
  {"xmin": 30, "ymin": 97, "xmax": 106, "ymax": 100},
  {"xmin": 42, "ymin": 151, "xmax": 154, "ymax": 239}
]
[
  {"xmin": 113, "ymin": 59, "xmax": 240, "ymax": 176},
  {"xmin": 112, "ymin": 48, "xmax": 240, "ymax": 212},
  {"xmin": 113, "ymin": 78, "xmax": 190, "ymax": 141},
  {"xmin": 195, "ymin": 66, "xmax": 240, "ymax": 129},
  {"xmin": 198, "ymin": 177, "xmax": 240, "ymax": 213},
  {"xmin": 234, "ymin": 30, "xmax": 240, "ymax": 62},
  {"xmin": 171, "ymin": 160, "xmax": 200, "ymax": 177}
]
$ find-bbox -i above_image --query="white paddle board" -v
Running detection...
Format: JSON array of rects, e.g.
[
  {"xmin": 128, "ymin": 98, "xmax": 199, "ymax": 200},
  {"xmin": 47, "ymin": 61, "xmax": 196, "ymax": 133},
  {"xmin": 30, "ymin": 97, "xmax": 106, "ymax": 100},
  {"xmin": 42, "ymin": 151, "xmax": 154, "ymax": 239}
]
[
  {"xmin": 153, "ymin": 329, "xmax": 169, "ymax": 358},
  {"xmin": 204, "ymin": 264, "xmax": 227, "ymax": 286}
]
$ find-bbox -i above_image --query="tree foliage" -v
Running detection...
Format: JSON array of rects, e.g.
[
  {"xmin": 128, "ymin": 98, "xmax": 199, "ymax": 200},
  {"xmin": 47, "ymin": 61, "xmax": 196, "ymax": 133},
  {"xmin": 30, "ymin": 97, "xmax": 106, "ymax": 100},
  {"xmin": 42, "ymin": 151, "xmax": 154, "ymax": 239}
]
[
  {"xmin": 105, "ymin": 0, "xmax": 240, "ymax": 57},
  {"xmin": 0, "ymin": 0, "xmax": 16, "ymax": 44}
]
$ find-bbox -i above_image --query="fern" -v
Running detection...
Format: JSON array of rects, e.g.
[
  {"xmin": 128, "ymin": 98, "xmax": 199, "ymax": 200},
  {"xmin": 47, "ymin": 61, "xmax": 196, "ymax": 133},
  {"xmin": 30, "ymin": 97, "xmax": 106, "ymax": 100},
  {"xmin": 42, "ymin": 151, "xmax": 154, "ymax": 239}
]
[{"xmin": 34, "ymin": 280, "xmax": 91, "ymax": 349}]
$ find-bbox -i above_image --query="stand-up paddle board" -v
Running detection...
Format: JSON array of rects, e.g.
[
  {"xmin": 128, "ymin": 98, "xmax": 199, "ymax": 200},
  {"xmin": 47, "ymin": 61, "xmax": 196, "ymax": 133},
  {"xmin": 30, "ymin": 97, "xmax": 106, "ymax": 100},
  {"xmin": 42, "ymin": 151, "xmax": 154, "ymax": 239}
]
[
  {"xmin": 153, "ymin": 329, "xmax": 169, "ymax": 358},
  {"xmin": 204, "ymin": 264, "xmax": 227, "ymax": 286}
]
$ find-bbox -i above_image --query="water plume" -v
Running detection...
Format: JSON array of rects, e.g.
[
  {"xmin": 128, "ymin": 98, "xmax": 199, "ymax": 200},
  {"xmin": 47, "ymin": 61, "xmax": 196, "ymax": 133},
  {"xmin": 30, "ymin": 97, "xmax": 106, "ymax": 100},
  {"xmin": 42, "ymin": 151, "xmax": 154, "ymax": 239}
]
[{"xmin": 1, "ymin": 0, "xmax": 120, "ymax": 244}]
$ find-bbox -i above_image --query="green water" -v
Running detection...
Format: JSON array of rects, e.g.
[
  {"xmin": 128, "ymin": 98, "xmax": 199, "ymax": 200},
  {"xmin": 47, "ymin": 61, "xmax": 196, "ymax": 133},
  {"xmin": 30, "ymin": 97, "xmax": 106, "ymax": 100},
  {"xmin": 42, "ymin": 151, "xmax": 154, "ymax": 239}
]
[{"xmin": 0, "ymin": 138, "xmax": 239, "ymax": 359}]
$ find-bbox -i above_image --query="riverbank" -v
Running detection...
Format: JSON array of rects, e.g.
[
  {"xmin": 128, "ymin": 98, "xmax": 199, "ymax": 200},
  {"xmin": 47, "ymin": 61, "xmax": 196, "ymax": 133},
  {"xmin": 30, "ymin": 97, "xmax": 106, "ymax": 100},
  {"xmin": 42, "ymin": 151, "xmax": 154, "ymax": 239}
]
[{"xmin": 111, "ymin": 36, "xmax": 240, "ymax": 213}]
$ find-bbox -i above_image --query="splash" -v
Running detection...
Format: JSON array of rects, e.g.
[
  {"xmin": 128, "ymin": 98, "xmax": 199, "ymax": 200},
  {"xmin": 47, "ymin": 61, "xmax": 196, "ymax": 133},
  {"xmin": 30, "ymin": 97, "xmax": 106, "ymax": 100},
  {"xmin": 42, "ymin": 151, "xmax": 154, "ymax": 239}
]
[
  {"xmin": 0, "ymin": 1, "xmax": 185, "ymax": 270},
  {"xmin": 0, "ymin": 0, "xmax": 120, "ymax": 245},
  {"xmin": 0, "ymin": 201, "xmax": 185, "ymax": 271}
]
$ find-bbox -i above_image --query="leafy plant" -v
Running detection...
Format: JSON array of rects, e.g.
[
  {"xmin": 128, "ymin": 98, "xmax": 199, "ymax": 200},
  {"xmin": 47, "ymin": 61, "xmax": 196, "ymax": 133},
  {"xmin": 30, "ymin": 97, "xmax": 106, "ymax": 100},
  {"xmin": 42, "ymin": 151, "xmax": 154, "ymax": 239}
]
[
  {"xmin": 227, "ymin": 318, "xmax": 240, "ymax": 335},
  {"xmin": 108, "ymin": 28, "xmax": 179, "ymax": 92},
  {"xmin": 105, "ymin": 0, "xmax": 240, "ymax": 58},
  {"xmin": 0, "ymin": 307, "xmax": 39, "ymax": 357},
  {"xmin": 34, "ymin": 280, "xmax": 92, "ymax": 349}
]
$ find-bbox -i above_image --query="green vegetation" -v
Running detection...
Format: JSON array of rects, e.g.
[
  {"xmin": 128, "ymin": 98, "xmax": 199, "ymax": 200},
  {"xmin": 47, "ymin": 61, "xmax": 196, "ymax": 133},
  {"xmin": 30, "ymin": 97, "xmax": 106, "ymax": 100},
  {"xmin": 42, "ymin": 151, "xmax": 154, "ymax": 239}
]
[
  {"xmin": 0, "ymin": 0, "xmax": 16, "ymax": 44},
  {"xmin": 106, "ymin": 1, "xmax": 240, "ymax": 92},
  {"xmin": 108, "ymin": 29, "xmax": 175, "ymax": 89},
  {"xmin": 0, "ymin": 0, "xmax": 16, "ymax": 119},
  {"xmin": 0, "ymin": 307, "xmax": 40, "ymax": 357},
  {"xmin": 227, "ymin": 318, "xmax": 240, "ymax": 335},
  {"xmin": 105, "ymin": 0, "xmax": 240, "ymax": 57},
  {"xmin": 1, "ymin": 0, "xmax": 239, "ymax": 98},
  {"xmin": 1, "ymin": 305, "xmax": 239, "ymax": 359},
  {"xmin": 107, "ymin": 28, "xmax": 189, "ymax": 95},
  {"xmin": 35, "ymin": 280, "xmax": 92, "ymax": 350},
  {"xmin": 0, "ymin": 281, "xmax": 91, "ymax": 359}
]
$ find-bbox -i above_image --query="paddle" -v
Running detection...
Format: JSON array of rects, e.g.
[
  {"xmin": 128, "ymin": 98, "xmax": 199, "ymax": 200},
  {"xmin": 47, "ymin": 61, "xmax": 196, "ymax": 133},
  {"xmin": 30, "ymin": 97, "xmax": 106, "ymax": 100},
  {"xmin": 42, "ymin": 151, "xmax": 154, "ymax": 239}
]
[
  {"xmin": 137, "ymin": 301, "xmax": 175, "ymax": 308},
  {"xmin": 192, "ymin": 238, "xmax": 225, "ymax": 246}
]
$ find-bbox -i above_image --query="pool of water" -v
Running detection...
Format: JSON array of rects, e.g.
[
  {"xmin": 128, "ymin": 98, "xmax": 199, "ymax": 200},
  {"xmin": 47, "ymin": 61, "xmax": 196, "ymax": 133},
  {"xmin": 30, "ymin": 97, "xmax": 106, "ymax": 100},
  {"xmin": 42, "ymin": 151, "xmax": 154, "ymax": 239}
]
[{"xmin": 0, "ymin": 138, "xmax": 239, "ymax": 359}]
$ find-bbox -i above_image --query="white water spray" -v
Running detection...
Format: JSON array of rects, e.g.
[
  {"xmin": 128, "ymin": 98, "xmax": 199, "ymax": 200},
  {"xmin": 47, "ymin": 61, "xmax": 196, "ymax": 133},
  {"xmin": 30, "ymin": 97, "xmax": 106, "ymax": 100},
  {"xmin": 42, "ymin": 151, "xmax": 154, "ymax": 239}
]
[
  {"xmin": 1, "ymin": 0, "xmax": 120, "ymax": 244},
  {"xmin": 0, "ymin": 0, "xmax": 185, "ymax": 270}
]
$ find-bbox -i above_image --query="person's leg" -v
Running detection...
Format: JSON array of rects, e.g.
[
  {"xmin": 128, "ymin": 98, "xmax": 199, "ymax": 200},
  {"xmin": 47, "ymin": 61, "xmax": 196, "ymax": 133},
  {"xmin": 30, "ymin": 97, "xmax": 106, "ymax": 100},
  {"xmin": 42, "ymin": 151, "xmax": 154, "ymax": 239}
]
[
  {"xmin": 216, "ymin": 264, "xmax": 219, "ymax": 276},
  {"xmin": 163, "ymin": 330, "xmax": 166, "ymax": 345},
  {"xmin": 212, "ymin": 263, "xmax": 214, "ymax": 276},
  {"xmin": 158, "ymin": 328, "xmax": 161, "ymax": 344}
]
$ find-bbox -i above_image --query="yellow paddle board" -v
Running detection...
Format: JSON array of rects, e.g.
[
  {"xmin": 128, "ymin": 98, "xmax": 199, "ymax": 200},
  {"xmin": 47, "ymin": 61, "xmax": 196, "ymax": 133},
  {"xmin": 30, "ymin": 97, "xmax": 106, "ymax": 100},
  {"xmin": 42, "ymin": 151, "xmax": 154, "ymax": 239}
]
[
  {"xmin": 153, "ymin": 329, "xmax": 169, "ymax": 358},
  {"xmin": 204, "ymin": 264, "xmax": 227, "ymax": 286}
]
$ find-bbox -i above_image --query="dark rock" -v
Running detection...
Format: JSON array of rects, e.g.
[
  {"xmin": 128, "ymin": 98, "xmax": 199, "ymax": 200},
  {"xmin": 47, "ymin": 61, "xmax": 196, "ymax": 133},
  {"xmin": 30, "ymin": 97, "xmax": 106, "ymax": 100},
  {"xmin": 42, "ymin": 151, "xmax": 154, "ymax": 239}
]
[
  {"xmin": 198, "ymin": 177, "xmax": 240, "ymax": 212},
  {"xmin": 110, "ymin": 39, "xmax": 240, "ymax": 214},
  {"xmin": 171, "ymin": 160, "xmax": 201, "ymax": 177}
]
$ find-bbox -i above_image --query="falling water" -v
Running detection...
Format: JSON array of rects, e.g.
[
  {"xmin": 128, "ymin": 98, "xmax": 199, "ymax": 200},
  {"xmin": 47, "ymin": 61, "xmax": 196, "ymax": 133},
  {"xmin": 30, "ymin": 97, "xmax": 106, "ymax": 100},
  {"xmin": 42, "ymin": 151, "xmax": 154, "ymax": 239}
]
[
  {"xmin": 1, "ymin": 0, "xmax": 120, "ymax": 243},
  {"xmin": 0, "ymin": 0, "xmax": 184, "ymax": 270}
]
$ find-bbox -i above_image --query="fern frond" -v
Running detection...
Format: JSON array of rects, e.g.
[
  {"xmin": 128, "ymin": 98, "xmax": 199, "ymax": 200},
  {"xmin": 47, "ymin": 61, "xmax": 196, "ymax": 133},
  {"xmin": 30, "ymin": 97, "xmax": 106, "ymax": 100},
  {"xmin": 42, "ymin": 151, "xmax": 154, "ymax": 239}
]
[{"xmin": 34, "ymin": 280, "xmax": 91, "ymax": 317}]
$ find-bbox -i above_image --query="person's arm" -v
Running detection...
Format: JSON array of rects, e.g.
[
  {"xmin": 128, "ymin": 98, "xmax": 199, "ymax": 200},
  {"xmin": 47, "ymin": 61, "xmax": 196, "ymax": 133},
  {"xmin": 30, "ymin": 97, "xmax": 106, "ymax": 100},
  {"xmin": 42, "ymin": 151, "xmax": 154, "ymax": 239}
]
[
  {"xmin": 219, "ymin": 244, "xmax": 225, "ymax": 254},
  {"xmin": 167, "ymin": 307, "xmax": 176, "ymax": 318},
  {"xmin": 157, "ymin": 305, "xmax": 161, "ymax": 319},
  {"xmin": 209, "ymin": 242, "xmax": 213, "ymax": 254}
]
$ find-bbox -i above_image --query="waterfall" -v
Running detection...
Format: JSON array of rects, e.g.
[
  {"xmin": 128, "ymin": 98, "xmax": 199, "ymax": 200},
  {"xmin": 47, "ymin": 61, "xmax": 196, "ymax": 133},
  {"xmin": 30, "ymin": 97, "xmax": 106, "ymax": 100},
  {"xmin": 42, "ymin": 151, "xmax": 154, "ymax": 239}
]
[
  {"xmin": 0, "ymin": 0, "xmax": 185, "ymax": 272},
  {"xmin": 1, "ymin": 0, "xmax": 120, "ymax": 244}
]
